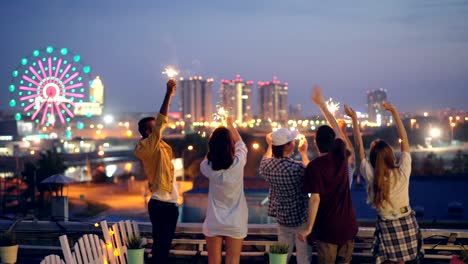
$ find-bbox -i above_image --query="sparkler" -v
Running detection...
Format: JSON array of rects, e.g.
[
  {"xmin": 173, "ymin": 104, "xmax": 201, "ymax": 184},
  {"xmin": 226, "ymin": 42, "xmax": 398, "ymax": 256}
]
[
  {"xmin": 326, "ymin": 98, "xmax": 340, "ymax": 116},
  {"xmin": 213, "ymin": 106, "xmax": 228, "ymax": 121},
  {"xmin": 162, "ymin": 67, "xmax": 179, "ymax": 79}
]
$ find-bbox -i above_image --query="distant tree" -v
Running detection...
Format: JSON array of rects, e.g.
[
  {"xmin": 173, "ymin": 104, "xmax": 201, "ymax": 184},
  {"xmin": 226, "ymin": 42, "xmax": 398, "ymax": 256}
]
[
  {"xmin": 21, "ymin": 162, "xmax": 37, "ymax": 204},
  {"xmin": 451, "ymin": 150, "xmax": 464, "ymax": 174}
]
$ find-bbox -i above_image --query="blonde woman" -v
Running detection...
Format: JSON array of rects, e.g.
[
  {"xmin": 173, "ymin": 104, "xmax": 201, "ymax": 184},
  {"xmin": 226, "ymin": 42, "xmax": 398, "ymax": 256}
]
[{"xmin": 345, "ymin": 102, "xmax": 423, "ymax": 264}]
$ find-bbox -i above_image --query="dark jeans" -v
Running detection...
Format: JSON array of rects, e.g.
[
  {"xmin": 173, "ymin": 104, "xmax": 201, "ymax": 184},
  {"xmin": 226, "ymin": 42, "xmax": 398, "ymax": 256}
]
[{"xmin": 148, "ymin": 199, "xmax": 179, "ymax": 264}]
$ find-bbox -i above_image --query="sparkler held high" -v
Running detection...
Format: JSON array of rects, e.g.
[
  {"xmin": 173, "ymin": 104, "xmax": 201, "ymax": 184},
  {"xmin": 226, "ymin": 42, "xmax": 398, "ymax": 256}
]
[
  {"xmin": 213, "ymin": 106, "xmax": 228, "ymax": 122},
  {"xmin": 326, "ymin": 98, "xmax": 340, "ymax": 116},
  {"xmin": 162, "ymin": 67, "xmax": 179, "ymax": 79}
]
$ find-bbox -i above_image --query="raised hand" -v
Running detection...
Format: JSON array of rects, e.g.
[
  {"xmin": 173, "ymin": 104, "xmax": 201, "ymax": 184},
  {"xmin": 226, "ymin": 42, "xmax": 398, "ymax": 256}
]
[
  {"xmin": 298, "ymin": 136, "xmax": 308, "ymax": 154},
  {"xmin": 344, "ymin": 104, "xmax": 357, "ymax": 120},
  {"xmin": 226, "ymin": 116, "xmax": 234, "ymax": 126},
  {"xmin": 311, "ymin": 85, "xmax": 325, "ymax": 106},
  {"xmin": 382, "ymin": 102, "xmax": 396, "ymax": 112},
  {"xmin": 266, "ymin": 133, "xmax": 273, "ymax": 146},
  {"xmin": 166, "ymin": 79, "xmax": 177, "ymax": 96}
]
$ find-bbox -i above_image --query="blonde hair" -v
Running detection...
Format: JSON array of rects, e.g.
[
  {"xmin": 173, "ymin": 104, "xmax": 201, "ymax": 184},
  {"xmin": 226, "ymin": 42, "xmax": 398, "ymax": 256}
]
[{"xmin": 369, "ymin": 140, "xmax": 398, "ymax": 209}]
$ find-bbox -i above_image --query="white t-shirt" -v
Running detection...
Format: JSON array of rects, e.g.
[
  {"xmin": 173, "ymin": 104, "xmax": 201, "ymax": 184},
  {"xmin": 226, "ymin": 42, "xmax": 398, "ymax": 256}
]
[
  {"xmin": 200, "ymin": 141, "xmax": 248, "ymax": 239},
  {"xmin": 360, "ymin": 151, "xmax": 412, "ymax": 220},
  {"xmin": 151, "ymin": 173, "xmax": 179, "ymax": 204}
]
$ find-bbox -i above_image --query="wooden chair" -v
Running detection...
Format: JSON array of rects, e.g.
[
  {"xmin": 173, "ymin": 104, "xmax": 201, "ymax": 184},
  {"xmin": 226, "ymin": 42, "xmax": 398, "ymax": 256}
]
[
  {"xmin": 40, "ymin": 254, "xmax": 65, "ymax": 264},
  {"xmin": 100, "ymin": 220, "xmax": 142, "ymax": 264},
  {"xmin": 59, "ymin": 234, "xmax": 113, "ymax": 264}
]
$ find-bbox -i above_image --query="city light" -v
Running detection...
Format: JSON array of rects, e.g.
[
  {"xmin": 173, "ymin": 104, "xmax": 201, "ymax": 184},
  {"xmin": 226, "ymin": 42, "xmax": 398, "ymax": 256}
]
[
  {"xmin": 429, "ymin": 128, "xmax": 441, "ymax": 138},
  {"xmin": 98, "ymin": 150, "xmax": 105, "ymax": 156},
  {"xmin": 252, "ymin": 142, "xmax": 260, "ymax": 150},
  {"xmin": 187, "ymin": 145, "xmax": 194, "ymax": 151},
  {"xmin": 124, "ymin": 162, "xmax": 132, "ymax": 172},
  {"xmin": 126, "ymin": 130, "xmax": 133, "ymax": 137},
  {"xmin": 103, "ymin": 115, "xmax": 114, "ymax": 124}
]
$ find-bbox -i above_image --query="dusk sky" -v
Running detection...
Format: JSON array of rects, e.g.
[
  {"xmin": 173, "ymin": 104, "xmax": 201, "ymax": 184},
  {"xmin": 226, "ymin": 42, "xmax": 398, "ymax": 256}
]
[{"xmin": 1, "ymin": 0, "xmax": 467, "ymax": 116}]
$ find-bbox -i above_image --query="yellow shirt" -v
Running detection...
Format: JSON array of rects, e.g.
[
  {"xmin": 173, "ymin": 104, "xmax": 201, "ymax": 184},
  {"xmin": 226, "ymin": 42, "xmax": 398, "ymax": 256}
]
[{"xmin": 134, "ymin": 113, "xmax": 174, "ymax": 193}]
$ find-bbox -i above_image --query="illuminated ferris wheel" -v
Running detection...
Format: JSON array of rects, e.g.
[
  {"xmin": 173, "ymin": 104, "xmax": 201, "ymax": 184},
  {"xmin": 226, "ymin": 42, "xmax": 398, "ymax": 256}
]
[{"xmin": 7, "ymin": 46, "xmax": 93, "ymax": 126}]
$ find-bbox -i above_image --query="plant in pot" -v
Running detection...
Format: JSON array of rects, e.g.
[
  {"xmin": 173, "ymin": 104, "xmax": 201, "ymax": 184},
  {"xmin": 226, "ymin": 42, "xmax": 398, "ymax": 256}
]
[
  {"xmin": 126, "ymin": 235, "xmax": 145, "ymax": 264},
  {"xmin": 451, "ymin": 248, "xmax": 468, "ymax": 264},
  {"xmin": 0, "ymin": 230, "xmax": 18, "ymax": 264},
  {"xmin": 269, "ymin": 243, "xmax": 289, "ymax": 264}
]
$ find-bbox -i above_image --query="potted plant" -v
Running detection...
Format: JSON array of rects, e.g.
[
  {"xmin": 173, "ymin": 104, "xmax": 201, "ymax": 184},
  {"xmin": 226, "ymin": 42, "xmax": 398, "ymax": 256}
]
[
  {"xmin": 126, "ymin": 235, "xmax": 145, "ymax": 264},
  {"xmin": 451, "ymin": 248, "xmax": 468, "ymax": 264},
  {"xmin": 268, "ymin": 243, "xmax": 289, "ymax": 264},
  {"xmin": 0, "ymin": 230, "xmax": 18, "ymax": 264}
]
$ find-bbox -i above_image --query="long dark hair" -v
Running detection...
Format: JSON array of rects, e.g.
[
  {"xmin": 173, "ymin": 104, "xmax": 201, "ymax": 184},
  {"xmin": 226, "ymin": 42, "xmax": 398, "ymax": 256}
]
[
  {"xmin": 369, "ymin": 140, "xmax": 398, "ymax": 209},
  {"xmin": 207, "ymin": 127, "xmax": 235, "ymax": 171}
]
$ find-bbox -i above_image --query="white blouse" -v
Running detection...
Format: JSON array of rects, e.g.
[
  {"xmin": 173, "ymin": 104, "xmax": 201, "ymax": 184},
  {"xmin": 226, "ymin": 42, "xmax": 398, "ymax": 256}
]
[
  {"xmin": 360, "ymin": 152, "xmax": 412, "ymax": 220},
  {"xmin": 200, "ymin": 141, "xmax": 249, "ymax": 238}
]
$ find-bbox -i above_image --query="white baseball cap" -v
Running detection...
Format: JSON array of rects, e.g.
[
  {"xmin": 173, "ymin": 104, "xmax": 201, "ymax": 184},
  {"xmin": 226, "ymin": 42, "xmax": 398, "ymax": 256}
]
[{"xmin": 272, "ymin": 128, "xmax": 299, "ymax": 146}]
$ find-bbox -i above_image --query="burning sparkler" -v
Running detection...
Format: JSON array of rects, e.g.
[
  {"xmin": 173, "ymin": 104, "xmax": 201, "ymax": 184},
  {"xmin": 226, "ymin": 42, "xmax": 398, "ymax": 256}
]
[
  {"xmin": 326, "ymin": 98, "xmax": 340, "ymax": 116},
  {"xmin": 213, "ymin": 106, "xmax": 228, "ymax": 122},
  {"xmin": 162, "ymin": 67, "xmax": 179, "ymax": 79}
]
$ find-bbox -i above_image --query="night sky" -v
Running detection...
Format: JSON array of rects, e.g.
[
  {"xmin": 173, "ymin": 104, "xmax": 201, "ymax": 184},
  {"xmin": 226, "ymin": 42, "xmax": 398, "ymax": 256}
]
[{"xmin": 1, "ymin": 0, "xmax": 467, "ymax": 116}]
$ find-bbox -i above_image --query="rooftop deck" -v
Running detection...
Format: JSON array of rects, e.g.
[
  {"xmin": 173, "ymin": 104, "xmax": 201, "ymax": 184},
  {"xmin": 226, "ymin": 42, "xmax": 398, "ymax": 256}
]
[{"xmin": 1, "ymin": 219, "xmax": 467, "ymax": 263}]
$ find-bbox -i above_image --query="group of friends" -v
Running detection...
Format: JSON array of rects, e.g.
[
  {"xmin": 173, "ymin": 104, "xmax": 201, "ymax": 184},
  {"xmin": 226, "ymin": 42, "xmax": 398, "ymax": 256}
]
[{"xmin": 135, "ymin": 80, "xmax": 424, "ymax": 264}]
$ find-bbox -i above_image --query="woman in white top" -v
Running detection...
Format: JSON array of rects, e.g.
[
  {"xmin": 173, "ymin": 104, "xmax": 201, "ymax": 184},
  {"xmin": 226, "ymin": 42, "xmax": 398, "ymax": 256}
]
[
  {"xmin": 345, "ymin": 102, "xmax": 423, "ymax": 264},
  {"xmin": 200, "ymin": 116, "xmax": 248, "ymax": 264}
]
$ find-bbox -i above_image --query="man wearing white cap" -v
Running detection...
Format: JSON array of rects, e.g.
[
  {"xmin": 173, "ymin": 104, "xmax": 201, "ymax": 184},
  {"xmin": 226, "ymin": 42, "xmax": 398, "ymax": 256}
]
[{"xmin": 259, "ymin": 128, "xmax": 312, "ymax": 264}]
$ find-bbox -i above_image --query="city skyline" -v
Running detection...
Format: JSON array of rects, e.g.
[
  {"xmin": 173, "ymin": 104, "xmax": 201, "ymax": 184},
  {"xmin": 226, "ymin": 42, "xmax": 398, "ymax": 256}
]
[{"xmin": 1, "ymin": 0, "xmax": 467, "ymax": 116}]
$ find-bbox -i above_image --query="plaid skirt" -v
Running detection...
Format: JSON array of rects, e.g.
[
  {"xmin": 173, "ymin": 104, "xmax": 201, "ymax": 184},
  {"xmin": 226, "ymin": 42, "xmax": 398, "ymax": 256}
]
[{"xmin": 373, "ymin": 211, "xmax": 424, "ymax": 264}]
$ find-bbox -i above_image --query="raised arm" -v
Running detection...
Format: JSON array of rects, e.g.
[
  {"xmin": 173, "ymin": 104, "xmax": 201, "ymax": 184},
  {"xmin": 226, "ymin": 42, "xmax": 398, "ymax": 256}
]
[
  {"xmin": 159, "ymin": 79, "xmax": 176, "ymax": 117},
  {"xmin": 311, "ymin": 85, "xmax": 344, "ymax": 140},
  {"xmin": 226, "ymin": 116, "xmax": 242, "ymax": 143},
  {"xmin": 145, "ymin": 80, "xmax": 176, "ymax": 149},
  {"xmin": 298, "ymin": 136, "xmax": 310, "ymax": 166},
  {"xmin": 345, "ymin": 105, "xmax": 365, "ymax": 162},
  {"xmin": 383, "ymin": 102, "xmax": 410, "ymax": 152},
  {"xmin": 263, "ymin": 133, "xmax": 273, "ymax": 158},
  {"xmin": 338, "ymin": 119, "xmax": 355, "ymax": 167}
]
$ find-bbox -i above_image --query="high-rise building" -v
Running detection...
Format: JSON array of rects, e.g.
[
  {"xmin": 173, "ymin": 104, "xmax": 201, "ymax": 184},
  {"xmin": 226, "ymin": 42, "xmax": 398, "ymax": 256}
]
[
  {"xmin": 219, "ymin": 74, "xmax": 254, "ymax": 123},
  {"xmin": 178, "ymin": 76, "xmax": 213, "ymax": 123},
  {"xmin": 257, "ymin": 76, "xmax": 288, "ymax": 123},
  {"xmin": 367, "ymin": 88, "xmax": 390, "ymax": 126},
  {"xmin": 74, "ymin": 76, "xmax": 104, "ymax": 116},
  {"xmin": 289, "ymin": 104, "xmax": 303, "ymax": 120}
]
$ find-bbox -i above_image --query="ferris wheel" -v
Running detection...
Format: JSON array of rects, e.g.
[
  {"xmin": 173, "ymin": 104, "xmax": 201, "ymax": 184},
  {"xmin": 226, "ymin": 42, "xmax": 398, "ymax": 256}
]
[{"xmin": 7, "ymin": 46, "xmax": 93, "ymax": 126}]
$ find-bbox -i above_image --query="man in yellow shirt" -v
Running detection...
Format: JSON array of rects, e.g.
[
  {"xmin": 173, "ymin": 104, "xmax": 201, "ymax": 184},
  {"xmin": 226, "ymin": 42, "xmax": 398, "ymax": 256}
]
[{"xmin": 135, "ymin": 79, "xmax": 178, "ymax": 264}]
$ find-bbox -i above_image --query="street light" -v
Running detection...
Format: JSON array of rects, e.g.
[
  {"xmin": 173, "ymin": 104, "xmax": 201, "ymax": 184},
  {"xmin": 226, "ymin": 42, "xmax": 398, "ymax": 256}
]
[
  {"xmin": 252, "ymin": 142, "xmax": 260, "ymax": 150},
  {"xmin": 450, "ymin": 122, "xmax": 456, "ymax": 143},
  {"xmin": 429, "ymin": 128, "xmax": 441, "ymax": 138}
]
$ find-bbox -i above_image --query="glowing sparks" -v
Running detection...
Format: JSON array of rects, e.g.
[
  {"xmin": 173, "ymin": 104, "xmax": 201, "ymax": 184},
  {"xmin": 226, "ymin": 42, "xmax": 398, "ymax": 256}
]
[
  {"xmin": 326, "ymin": 98, "xmax": 340, "ymax": 116},
  {"xmin": 162, "ymin": 67, "xmax": 179, "ymax": 79},
  {"xmin": 213, "ymin": 106, "xmax": 228, "ymax": 121}
]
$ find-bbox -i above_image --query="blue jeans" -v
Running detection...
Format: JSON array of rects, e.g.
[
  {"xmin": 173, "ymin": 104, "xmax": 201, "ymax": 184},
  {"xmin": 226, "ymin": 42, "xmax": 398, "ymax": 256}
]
[{"xmin": 277, "ymin": 223, "xmax": 312, "ymax": 264}]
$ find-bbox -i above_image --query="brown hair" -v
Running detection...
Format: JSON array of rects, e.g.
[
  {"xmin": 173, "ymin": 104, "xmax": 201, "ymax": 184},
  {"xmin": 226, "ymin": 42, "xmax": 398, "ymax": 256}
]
[
  {"xmin": 369, "ymin": 140, "xmax": 398, "ymax": 209},
  {"xmin": 207, "ymin": 127, "xmax": 235, "ymax": 171}
]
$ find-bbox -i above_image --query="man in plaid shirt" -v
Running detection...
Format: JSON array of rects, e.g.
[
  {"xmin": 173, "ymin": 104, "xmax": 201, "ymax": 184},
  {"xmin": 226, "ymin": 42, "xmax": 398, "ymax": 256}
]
[{"xmin": 259, "ymin": 128, "xmax": 312, "ymax": 264}]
